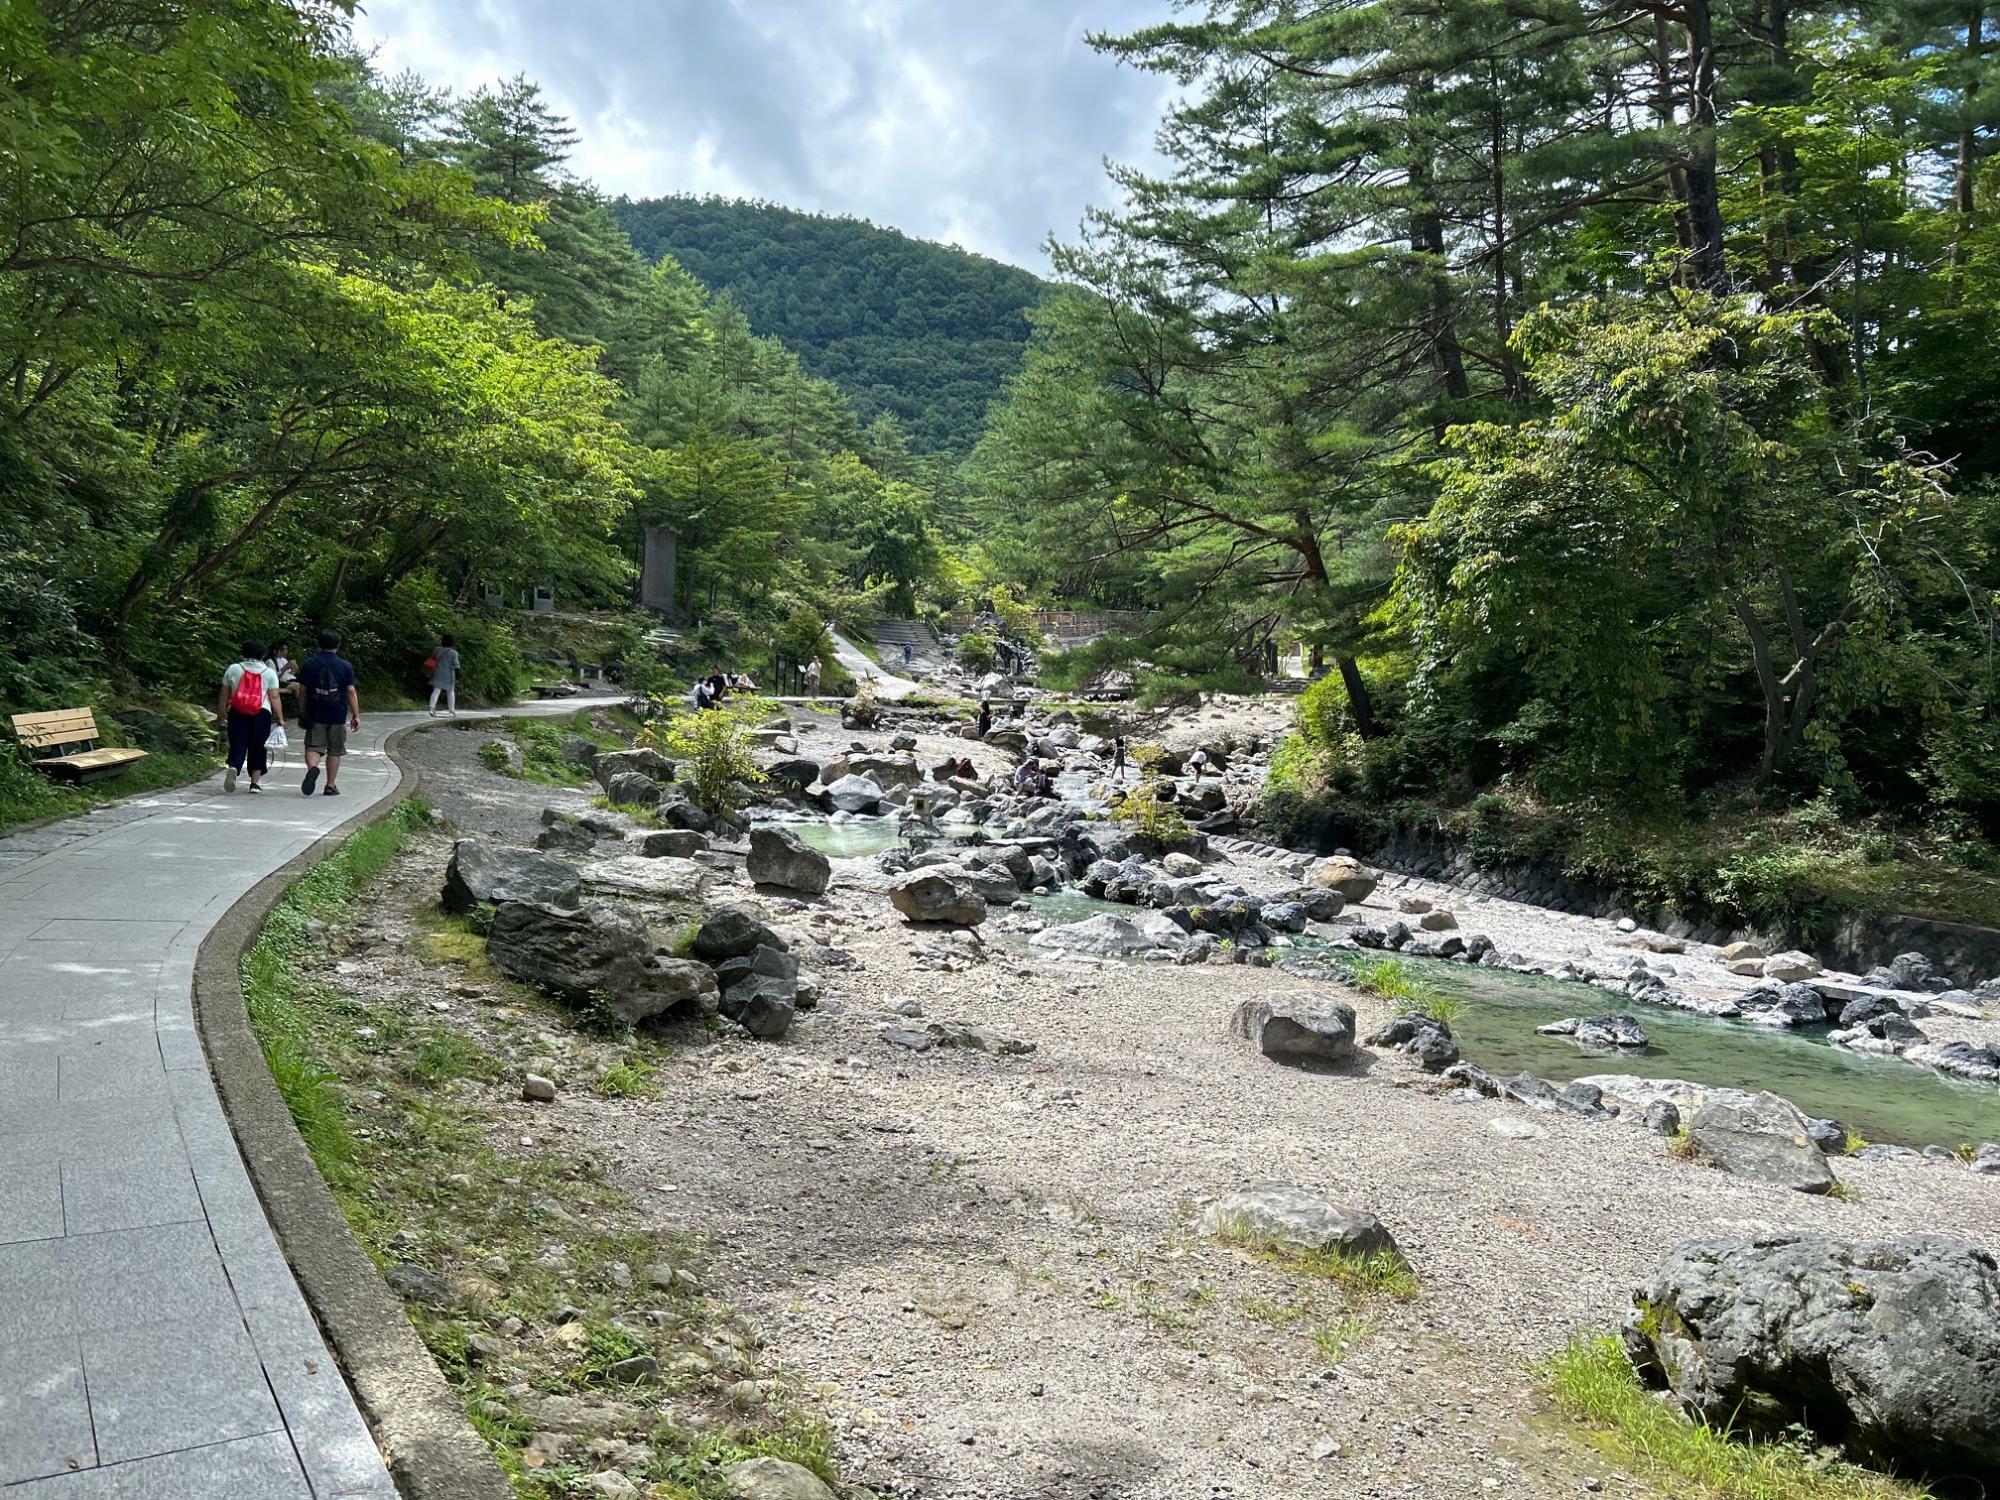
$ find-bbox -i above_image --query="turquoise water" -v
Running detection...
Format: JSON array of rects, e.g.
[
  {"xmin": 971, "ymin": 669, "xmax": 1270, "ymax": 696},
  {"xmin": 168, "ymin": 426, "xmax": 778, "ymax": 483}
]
[
  {"xmin": 1282, "ymin": 943, "xmax": 2000, "ymax": 1150},
  {"xmin": 763, "ymin": 817, "xmax": 905, "ymax": 859}
]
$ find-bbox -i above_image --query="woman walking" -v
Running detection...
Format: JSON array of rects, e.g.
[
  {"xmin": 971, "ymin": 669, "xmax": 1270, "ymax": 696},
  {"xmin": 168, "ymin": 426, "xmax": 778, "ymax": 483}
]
[
  {"xmin": 427, "ymin": 633, "xmax": 460, "ymax": 716},
  {"xmin": 218, "ymin": 640, "xmax": 282, "ymax": 794}
]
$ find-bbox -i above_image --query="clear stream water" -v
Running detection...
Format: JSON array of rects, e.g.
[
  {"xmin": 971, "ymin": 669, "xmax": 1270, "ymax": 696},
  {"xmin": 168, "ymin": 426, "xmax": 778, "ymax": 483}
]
[{"xmin": 763, "ymin": 818, "xmax": 2000, "ymax": 1149}]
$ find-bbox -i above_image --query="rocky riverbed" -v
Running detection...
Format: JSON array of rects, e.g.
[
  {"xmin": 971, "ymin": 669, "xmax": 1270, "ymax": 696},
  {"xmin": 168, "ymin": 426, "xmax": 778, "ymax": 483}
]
[{"xmin": 377, "ymin": 707, "xmax": 2000, "ymax": 1498}]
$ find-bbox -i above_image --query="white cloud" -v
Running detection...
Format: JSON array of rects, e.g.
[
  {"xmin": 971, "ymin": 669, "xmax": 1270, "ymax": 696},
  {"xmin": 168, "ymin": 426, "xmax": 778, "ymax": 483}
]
[{"xmin": 348, "ymin": 0, "xmax": 1173, "ymax": 269}]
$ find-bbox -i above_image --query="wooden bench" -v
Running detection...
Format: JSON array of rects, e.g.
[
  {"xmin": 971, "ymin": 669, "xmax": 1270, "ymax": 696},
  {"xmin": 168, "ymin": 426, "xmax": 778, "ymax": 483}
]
[{"xmin": 10, "ymin": 709, "xmax": 149, "ymax": 783}]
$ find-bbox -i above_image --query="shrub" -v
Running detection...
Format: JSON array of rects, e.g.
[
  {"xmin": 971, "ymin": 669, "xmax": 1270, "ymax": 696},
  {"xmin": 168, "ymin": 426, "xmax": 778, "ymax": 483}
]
[
  {"xmin": 957, "ymin": 632, "xmax": 997, "ymax": 673},
  {"xmin": 644, "ymin": 704, "xmax": 766, "ymax": 816},
  {"xmin": 1110, "ymin": 790, "xmax": 1195, "ymax": 849}
]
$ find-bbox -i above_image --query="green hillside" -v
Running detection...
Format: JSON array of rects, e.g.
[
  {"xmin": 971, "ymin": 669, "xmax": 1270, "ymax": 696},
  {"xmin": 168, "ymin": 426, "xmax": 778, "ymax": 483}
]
[{"xmin": 611, "ymin": 195, "xmax": 1048, "ymax": 454}]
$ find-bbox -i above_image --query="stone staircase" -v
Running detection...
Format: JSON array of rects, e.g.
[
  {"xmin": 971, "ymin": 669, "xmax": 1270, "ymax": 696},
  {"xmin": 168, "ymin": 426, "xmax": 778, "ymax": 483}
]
[{"xmin": 869, "ymin": 618, "xmax": 947, "ymax": 669}]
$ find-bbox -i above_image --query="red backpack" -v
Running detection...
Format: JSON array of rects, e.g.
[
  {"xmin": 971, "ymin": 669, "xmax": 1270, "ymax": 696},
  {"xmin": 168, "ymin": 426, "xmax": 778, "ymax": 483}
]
[{"xmin": 229, "ymin": 665, "xmax": 267, "ymax": 715}]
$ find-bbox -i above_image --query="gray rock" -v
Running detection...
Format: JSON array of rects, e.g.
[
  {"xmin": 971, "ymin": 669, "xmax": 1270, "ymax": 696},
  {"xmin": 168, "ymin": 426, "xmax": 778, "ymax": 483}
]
[
  {"xmin": 1417, "ymin": 909, "xmax": 1458, "ymax": 931},
  {"xmin": 559, "ymin": 734, "xmax": 600, "ymax": 768},
  {"xmin": 765, "ymin": 757, "xmax": 820, "ymax": 790},
  {"xmin": 712, "ymin": 944, "xmax": 799, "ymax": 990},
  {"xmin": 822, "ymin": 774, "xmax": 887, "ymax": 813},
  {"xmin": 607, "ymin": 1355, "xmax": 660, "ymax": 1385},
  {"xmin": 521, "ymin": 1073, "xmax": 557, "ymax": 1102},
  {"xmin": 1644, "ymin": 1100, "xmax": 1681, "ymax": 1136},
  {"xmin": 1197, "ymin": 1181, "xmax": 1398, "ymax": 1260},
  {"xmin": 1687, "ymin": 1091, "xmax": 1835, "ymax": 1193},
  {"xmin": 691, "ymin": 906, "xmax": 786, "ymax": 961},
  {"xmin": 1030, "ymin": 913, "xmax": 1173, "ymax": 958},
  {"xmin": 719, "ymin": 976, "xmax": 797, "ymax": 1039},
  {"xmin": 603, "ymin": 771, "xmax": 660, "ymax": 808},
  {"xmin": 1407, "ymin": 1025, "xmax": 1460, "ymax": 1071},
  {"xmin": 1760, "ymin": 950, "xmax": 1822, "ymax": 982},
  {"xmin": 1228, "ymin": 995, "xmax": 1358, "ymax": 1065},
  {"xmin": 888, "ymin": 868, "xmax": 986, "ymax": 926},
  {"xmin": 1970, "ymin": 1143, "xmax": 2000, "ymax": 1176},
  {"xmin": 1538, "ymin": 1014, "xmax": 1649, "ymax": 1049},
  {"xmin": 637, "ymin": 828, "xmax": 707, "ymax": 858},
  {"xmin": 722, "ymin": 1456, "xmax": 837, "ymax": 1500},
  {"xmin": 487, "ymin": 901, "xmax": 720, "ymax": 1025},
  {"xmin": 925, "ymin": 1019, "xmax": 1035, "ymax": 1055},
  {"xmin": 747, "ymin": 826, "xmax": 832, "ymax": 895},
  {"xmin": 534, "ymin": 822, "xmax": 598, "ymax": 855},
  {"xmin": 1884, "ymin": 951, "xmax": 1944, "ymax": 990},
  {"xmin": 1308, "ymin": 856, "xmax": 1377, "ymax": 904},
  {"xmin": 1623, "ymin": 1233, "xmax": 2000, "ymax": 1476},
  {"xmin": 442, "ymin": 840, "xmax": 582, "ymax": 914},
  {"xmin": 593, "ymin": 747, "xmax": 674, "ymax": 792},
  {"xmin": 383, "ymin": 1263, "xmax": 453, "ymax": 1307},
  {"xmin": 1805, "ymin": 1117, "xmax": 1849, "ymax": 1155},
  {"xmin": 1856, "ymin": 1143, "xmax": 1922, "ymax": 1162},
  {"xmin": 662, "ymin": 799, "xmax": 713, "ymax": 833},
  {"xmin": 1904, "ymin": 1039, "xmax": 2000, "ymax": 1083}
]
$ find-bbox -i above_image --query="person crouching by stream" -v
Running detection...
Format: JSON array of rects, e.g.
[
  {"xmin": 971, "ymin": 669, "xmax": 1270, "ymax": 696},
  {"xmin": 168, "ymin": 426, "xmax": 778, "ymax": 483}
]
[{"xmin": 218, "ymin": 640, "xmax": 282, "ymax": 794}]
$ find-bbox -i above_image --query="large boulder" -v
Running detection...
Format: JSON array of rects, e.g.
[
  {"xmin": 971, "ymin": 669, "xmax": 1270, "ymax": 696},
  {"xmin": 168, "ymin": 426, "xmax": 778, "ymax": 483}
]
[
  {"xmin": 1364, "ymin": 1013, "xmax": 1460, "ymax": 1071},
  {"xmin": 723, "ymin": 1456, "xmax": 836, "ymax": 1500},
  {"xmin": 442, "ymin": 840, "xmax": 582, "ymax": 914},
  {"xmin": 593, "ymin": 747, "xmax": 674, "ymax": 793},
  {"xmin": 765, "ymin": 758, "xmax": 820, "ymax": 791},
  {"xmin": 690, "ymin": 905, "xmax": 786, "ymax": 962},
  {"xmin": 1229, "ymin": 995, "xmax": 1357, "ymax": 1065},
  {"xmin": 821, "ymin": 774, "xmax": 886, "ymax": 814},
  {"xmin": 1197, "ymin": 1182, "xmax": 1398, "ymax": 1260},
  {"xmin": 1309, "ymin": 856, "xmax": 1378, "ymax": 904},
  {"xmin": 1687, "ymin": 1091, "xmax": 1835, "ymax": 1193},
  {"xmin": 486, "ymin": 902, "xmax": 718, "ymax": 1024},
  {"xmin": 719, "ymin": 975, "xmax": 797, "ymax": 1039},
  {"xmin": 1537, "ymin": 1014, "xmax": 1649, "ymax": 1049},
  {"xmin": 603, "ymin": 771, "xmax": 660, "ymax": 809},
  {"xmin": 1761, "ymin": 950, "xmax": 1823, "ymax": 983},
  {"xmin": 747, "ymin": 826, "xmax": 832, "ymax": 895},
  {"xmin": 637, "ymin": 828, "xmax": 707, "ymax": 859},
  {"xmin": 1623, "ymin": 1233, "xmax": 2000, "ymax": 1478},
  {"xmin": 888, "ymin": 868, "xmax": 986, "ymax": 926},
  {"xmin": 1029, "ymin": 912, "xmax": 1184, "ymax": 958},
  {"xmin": 846, "ymin": 754, "xmax": 922, "ymax": 790}
]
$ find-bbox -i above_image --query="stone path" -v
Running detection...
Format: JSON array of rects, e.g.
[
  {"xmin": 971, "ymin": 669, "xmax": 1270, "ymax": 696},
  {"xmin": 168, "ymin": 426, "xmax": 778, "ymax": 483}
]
[
  {"xmin": 825, "ymin": 629, "xmax": 920, "ymax": 701},
  {"xmin": 0, "ymin": 701, "xmax": 605, "ymax": 1496}
]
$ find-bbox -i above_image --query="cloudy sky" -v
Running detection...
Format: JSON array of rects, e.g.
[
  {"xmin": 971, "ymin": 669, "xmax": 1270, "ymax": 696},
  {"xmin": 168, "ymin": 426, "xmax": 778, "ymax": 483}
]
[{"xmin": 348, "ymin": 0, "xmax": 1179, "ymax": 273}]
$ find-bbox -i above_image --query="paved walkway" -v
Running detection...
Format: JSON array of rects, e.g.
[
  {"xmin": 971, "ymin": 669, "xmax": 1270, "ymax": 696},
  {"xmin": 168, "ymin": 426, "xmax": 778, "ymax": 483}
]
[
  {"xmin": 0, "ymin": 702, "xmax": 598, "ymax": 1497},
  {"xmin": 825, "ymin": 628, "xmax": 920, "ymax": 701}
]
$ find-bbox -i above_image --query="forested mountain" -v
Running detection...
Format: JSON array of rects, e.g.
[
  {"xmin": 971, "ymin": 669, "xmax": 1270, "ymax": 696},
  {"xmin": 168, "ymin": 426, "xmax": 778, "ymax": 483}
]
[
  {"xmin": 612, "ymin": 196, "xmax": 1049, "ymax": 453},
  {"xmin": 968, "ymin": 1, "xmax": 2000, "ymax": 847}
]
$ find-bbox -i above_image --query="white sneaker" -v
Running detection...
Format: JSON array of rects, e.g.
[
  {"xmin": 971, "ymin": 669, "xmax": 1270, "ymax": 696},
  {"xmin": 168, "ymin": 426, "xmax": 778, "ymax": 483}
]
[{"xmin": 224, "ymin": 767, "xmax": 237, "ymax": 792}]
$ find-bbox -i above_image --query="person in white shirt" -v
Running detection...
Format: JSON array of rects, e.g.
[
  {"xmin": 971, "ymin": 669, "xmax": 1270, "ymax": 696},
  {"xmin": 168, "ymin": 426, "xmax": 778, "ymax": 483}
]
[{"xmin": 217, "ymin": 639, "xmax": 283, "ymax": 794}]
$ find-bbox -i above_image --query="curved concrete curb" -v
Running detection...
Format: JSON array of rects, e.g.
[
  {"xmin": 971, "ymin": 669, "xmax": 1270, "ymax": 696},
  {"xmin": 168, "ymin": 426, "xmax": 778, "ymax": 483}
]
[{"xmin": 193, "ymin": 724, "xmax": 512, "ymax": 1500}]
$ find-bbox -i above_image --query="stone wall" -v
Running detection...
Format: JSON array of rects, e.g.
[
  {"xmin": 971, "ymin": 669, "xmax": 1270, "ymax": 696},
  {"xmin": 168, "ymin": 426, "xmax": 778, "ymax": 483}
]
[{"xmin": 1287, "ymin": 810, "xmax": 2000, "ymax": 985}]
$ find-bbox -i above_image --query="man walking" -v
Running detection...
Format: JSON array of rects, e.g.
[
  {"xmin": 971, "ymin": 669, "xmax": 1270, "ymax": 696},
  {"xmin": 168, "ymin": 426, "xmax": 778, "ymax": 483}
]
[
  {"xmin": 804, "ymin": 656, "xmax": 823, "ymax": 698},
  {"xmin": 298, "ymin": 628, "xmax": 360, "ymax": 797}
]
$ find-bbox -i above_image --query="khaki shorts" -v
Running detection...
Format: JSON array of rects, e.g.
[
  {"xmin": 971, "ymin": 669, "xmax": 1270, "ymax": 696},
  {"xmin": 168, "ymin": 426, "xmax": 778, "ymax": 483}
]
[{"xmin": 304, "ymin": 721, "xmax": 348, "ymax": 756}]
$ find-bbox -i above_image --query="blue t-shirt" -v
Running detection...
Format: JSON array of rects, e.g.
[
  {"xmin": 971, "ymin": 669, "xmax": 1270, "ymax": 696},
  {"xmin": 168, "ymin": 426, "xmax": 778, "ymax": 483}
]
[{"xmin": 299, "ymin": 651, "xmax": 356, "ymax": 725}]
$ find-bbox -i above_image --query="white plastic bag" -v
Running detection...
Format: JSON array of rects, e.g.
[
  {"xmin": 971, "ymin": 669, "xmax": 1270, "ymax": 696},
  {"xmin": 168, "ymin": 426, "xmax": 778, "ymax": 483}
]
[{"xmin": 266, "ymin": 723, "xmax": 289, "ymax": 751}]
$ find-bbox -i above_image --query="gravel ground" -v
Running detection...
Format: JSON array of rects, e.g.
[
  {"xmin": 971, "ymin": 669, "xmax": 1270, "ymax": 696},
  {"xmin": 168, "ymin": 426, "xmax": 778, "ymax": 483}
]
[{"xmin": 391, "ymin": 719, "xmax": 1999, "ymax": 1500}]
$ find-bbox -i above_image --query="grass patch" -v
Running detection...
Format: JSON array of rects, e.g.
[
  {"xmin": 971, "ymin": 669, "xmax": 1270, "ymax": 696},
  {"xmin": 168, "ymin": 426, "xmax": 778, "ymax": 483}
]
[
  {"xmin": 1241, "ymin": 1295, "xmax": 1305, "ymax": 1329},
  {"xmin": 497, "ymin": 711, "xmax": 627, "ymax": 788},
  {"xmin": 1824, "ymin": 1176, "xmax": 1862, "ymax": 1204},
  {"xmin": 242, "ymin": 803, "xmax": 841, "ymax": 1497},
  {"xmin": 1543, "ymin": 1335, "xmax": 1929, "ymax": 1500},
  {"xmin": 595, "ymin": 1047, "xmax": 663, "ymax": 1100},
  {"xmin": 1346, "ymin": 955, "xmax": 1465, "ymax": 1026},
  {"xmin": 1209, "ymin": 1216, "xmax": 1419, "ymax": 1300},
  {"xmin": 1310, "ymin": 1313, "xmax": 1373, "ymax": 1366}
]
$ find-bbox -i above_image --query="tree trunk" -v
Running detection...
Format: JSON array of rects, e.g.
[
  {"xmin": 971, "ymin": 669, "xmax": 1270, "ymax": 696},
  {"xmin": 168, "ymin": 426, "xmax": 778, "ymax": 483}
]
[
  {"xmin": 1408, "ymin": 79, "xmax": 1471, "ymax": 410},
  {"xmin": 1683, "ymin": 0, "xmax": 1730, "ymax": 290},
  {"xmin": 1335, "ymin": 656, "xmax": 1380, "ymax": 739}
]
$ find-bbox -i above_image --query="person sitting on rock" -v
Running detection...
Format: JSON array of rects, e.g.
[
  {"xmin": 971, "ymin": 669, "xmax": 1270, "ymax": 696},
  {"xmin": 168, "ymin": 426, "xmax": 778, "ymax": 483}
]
[
  {"xmin": 954, "ymin": 756, "xmax": 976, "ymax": 780},
  {"xmin": 1012, "ymin": 756, "xmax": 1040, "ymax": 792}
]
